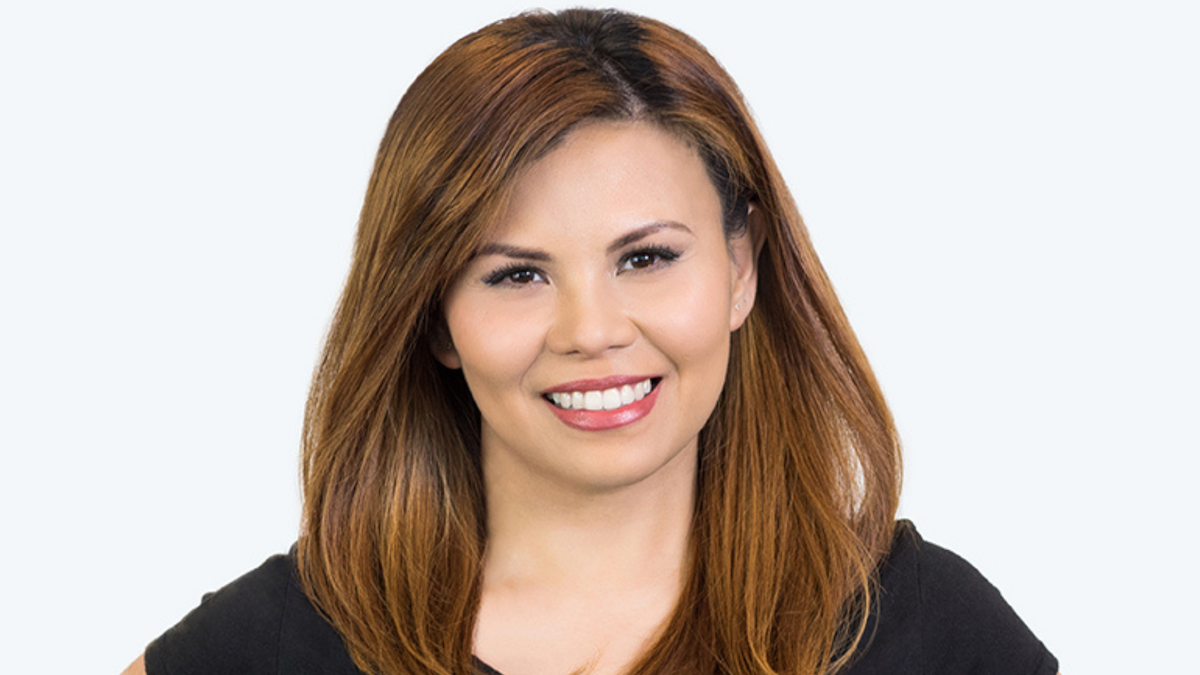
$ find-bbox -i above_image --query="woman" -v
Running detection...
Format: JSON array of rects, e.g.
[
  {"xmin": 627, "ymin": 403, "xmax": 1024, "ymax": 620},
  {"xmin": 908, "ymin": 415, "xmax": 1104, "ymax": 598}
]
[{"xmin": 126, "ymin": 9, "xmax": 1057, "ymax": 675}]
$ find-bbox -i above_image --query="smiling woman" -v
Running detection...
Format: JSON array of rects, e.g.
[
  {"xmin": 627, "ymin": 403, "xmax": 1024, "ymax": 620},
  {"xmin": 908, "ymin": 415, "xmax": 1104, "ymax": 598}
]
[
  {"xmin": 437, "ymin": 121, "xmax": 752, "ymax": 497},
  {"xmin": 125, "ymin": 8, "xmax": 1057, "ymax": 675}
]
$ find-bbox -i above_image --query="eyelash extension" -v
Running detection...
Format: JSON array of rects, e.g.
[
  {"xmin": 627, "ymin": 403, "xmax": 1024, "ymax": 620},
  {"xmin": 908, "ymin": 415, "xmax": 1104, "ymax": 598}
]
[
  {"xmin": 482, "ymin": 262, "xmax": 545, "ymax": 286},
  {"xmin": 619, "ymin": 245, "xmax": 682, "ymax": 272}
]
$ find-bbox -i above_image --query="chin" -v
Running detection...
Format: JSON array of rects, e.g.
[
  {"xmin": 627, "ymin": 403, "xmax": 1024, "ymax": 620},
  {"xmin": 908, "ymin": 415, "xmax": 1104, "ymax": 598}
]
[{"xmin": 556, "ymin": 440, "xmax": 699, "ymax": 495}]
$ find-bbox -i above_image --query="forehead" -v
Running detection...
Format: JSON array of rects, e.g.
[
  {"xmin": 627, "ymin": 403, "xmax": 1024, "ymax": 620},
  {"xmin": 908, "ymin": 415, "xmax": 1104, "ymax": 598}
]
[{"xmin": 487, "ymin": 121, "xmax": 723, "ymax": 244}]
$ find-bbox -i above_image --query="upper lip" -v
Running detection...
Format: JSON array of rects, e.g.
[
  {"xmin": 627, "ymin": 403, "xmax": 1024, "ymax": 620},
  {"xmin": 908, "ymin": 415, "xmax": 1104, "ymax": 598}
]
[{"xmin": 542, "ymin": 375, "xmax": 658, "ymax": 394}]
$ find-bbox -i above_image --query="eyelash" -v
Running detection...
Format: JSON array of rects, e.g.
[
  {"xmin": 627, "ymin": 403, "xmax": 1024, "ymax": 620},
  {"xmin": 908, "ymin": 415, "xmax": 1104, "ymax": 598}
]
[
  {"xmin": 483, "ymin": 263, "xmax": 545, "ymax": 287},
  {"xmin": 481, "ymin": 245, "xmax": 683, "ymax": 287},
  {"xmin": 618, "ymin": 245, "xmax": 681, "ymax": 272}
]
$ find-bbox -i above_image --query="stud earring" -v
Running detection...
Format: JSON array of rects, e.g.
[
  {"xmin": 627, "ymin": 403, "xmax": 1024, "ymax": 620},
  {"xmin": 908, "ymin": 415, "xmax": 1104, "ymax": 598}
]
[{"xmin": 734, "ymin": 301, "xmax": 743, "ymax": 311}]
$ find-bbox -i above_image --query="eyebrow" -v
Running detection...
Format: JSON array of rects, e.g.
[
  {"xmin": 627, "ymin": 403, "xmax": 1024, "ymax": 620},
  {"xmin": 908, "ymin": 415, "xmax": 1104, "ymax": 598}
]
[
  {"xmin": 473, "ymin": 242, "xmax": 551, "ymax": 261},
  {"xmin": 472, "ymin": 221, "xmax": 694, "ymax": 261},
  {"xmin": 605, "ymin": 221, "xmax": 693, "ymax": 254}
]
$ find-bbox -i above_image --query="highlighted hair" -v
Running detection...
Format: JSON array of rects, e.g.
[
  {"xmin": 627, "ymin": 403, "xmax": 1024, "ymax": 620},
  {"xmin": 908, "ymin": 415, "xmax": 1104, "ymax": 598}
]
[{"xmin": 298, "ymin": 9, "xmax": 901, "ymax": 674}]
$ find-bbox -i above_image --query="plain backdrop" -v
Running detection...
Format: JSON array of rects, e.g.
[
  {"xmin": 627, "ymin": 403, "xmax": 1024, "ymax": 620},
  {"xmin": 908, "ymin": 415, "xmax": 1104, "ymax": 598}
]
[{"xmin": 2, "ymin": 1, "xmax": 1196, "ymax": 673}]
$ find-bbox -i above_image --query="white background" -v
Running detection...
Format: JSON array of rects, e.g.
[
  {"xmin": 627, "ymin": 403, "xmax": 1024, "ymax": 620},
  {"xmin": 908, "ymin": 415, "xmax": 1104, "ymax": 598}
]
[{"xmin": 2, "ymin": 1, "xmax": 1196, "ymax": 673}]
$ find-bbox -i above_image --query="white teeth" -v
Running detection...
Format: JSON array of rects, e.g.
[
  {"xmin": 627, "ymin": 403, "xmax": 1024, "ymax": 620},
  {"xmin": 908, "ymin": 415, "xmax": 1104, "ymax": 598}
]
[
  {"xmin": 548, "ymin": 379, "xmax": 656, "ymax": 411},
  {"xmin": 584, "ymin": 391, "xmax": 603, "ymax": 411},
  {"xmin": 602, "ymin": 388, "xmax": 621, "ymax": 410}
]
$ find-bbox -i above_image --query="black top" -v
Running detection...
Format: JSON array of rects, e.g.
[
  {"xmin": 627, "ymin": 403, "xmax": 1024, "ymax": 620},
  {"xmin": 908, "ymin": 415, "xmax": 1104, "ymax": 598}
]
[{"xmin": 145, "ymin": 521, "xmax": 1057, "ymax": 675}]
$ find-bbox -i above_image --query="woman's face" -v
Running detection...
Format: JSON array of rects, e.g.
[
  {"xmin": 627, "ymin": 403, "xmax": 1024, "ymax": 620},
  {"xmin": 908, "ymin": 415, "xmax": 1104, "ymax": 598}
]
[{"xmin": 438, "ymin": 121, "xmax": 758, "ymax": 496}]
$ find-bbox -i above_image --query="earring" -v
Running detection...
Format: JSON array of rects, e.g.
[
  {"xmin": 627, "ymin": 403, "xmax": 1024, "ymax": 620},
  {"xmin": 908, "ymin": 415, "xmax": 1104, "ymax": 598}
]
[{"xmin": 734, "ymin": 301, "xmax": 743, "ymax": 311}]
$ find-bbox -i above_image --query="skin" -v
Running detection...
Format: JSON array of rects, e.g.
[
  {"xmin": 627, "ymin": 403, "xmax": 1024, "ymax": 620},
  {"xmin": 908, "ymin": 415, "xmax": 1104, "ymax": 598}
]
[
  {"xmin": 437, "ymin": 120, "xmax": 760, "ymax": 675},
  {"xmin": 120, "ymin": 654, "xmax": 144, "ymax": 675}
]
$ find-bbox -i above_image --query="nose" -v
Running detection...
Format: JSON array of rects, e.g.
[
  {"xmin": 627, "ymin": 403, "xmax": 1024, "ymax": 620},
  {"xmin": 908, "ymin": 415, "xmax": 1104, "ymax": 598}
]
[{"xmin": 545, "ymin": 278, "xmax": 637, "ymax": 357}]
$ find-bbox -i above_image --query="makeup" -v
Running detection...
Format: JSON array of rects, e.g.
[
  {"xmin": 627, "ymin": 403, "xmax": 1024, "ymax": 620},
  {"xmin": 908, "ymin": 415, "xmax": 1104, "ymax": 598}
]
[{"xmin": 542, "ymin": 376, "xmax": 661, "ymax": 431}]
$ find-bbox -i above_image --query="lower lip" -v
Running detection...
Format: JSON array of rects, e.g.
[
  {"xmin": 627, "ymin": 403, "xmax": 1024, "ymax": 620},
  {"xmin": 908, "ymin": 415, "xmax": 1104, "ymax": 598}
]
[{"xmin": 544, "ymin": 383, "xmax": 661, "ymax": 431}]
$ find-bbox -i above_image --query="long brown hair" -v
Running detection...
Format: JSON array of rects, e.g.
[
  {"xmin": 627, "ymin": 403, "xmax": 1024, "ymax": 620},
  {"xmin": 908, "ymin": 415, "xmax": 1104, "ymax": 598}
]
[{"xmin": 298, "ymin": 9, "xmax": 901, "ymax": 675}]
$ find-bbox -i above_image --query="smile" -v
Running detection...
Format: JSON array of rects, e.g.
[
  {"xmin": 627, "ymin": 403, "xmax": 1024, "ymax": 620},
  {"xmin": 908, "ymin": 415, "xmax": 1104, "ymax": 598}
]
[
  {"xmin": 541, "ymin": 377, "xmax": 662, "ymax": 431},
  {"xmin": 545, "ymin": 379, "xmax": 655, "ymax": 411}
]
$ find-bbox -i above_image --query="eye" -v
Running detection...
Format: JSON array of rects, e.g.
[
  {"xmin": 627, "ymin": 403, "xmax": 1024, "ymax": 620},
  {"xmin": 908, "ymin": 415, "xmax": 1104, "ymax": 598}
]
[
  {"xmin": 483, "ymin": 263, "xmax": 547, "ymax": 287},
  {"xmin": 618, "ymin": 245, "xmax": 681, "ymax": 273}
]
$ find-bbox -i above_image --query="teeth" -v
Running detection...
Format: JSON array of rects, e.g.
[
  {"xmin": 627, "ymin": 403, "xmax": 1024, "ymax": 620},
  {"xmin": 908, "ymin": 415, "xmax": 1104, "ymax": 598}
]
[
  {"xmin": 602, "ymin": 388, "xmax": 621, "ymax": 409},
  {"xmin": 548, "ymin": 379, "xmax": 654, "ymax": 411},
  {"xmin": 584, "ymin": 391, "xmax": 603, "ymax": 411}
]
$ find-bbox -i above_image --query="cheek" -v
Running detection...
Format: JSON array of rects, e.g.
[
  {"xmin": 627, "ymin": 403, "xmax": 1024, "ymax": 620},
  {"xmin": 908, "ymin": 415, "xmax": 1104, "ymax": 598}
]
[
  {"xmin": 636, "ymin": 263, "xmax": 733, "ymax": 373},
  {"xmin": 446, "ymin": 295, "xmax": 546, "ymax": 391}
]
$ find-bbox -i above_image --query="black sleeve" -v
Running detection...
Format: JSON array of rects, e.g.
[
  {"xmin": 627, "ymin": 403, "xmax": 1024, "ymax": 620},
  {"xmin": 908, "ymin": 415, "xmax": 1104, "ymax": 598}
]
[
  {"xmin": 144, "ymin": 554, "xmax": 291, "ymax": 675},
  {"xmin": 913, "ymin": 530, "xmax": 1059, "ymax": 675},
  {"xmin": 844, "ymin": 522, "xmax": 1058, "ymax": 675}
]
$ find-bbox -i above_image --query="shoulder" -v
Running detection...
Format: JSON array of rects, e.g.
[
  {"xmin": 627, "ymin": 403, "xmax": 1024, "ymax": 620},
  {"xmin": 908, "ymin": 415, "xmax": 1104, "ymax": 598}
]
[
  {"xmin": 144, "ymin": 547, "xmax": 362, "ymax": 675},
  {"xmin": 844, "ymin": 521, "xmax": 1059, "ymax": 675}
]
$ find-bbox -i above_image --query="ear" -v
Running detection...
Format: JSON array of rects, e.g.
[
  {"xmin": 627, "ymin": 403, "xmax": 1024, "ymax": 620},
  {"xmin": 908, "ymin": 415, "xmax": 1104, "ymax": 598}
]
[
  {"xmin": 430, "ymin": 322, "xmax": 462, "ymax": 369},
  {"xmin": 729, "ymin": 203, "xmax": 766, "ymax": 332}
]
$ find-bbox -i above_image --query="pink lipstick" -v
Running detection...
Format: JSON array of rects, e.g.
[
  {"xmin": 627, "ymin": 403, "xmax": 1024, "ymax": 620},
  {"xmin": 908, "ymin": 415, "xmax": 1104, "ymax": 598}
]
[{"xmin": 542, "ymin": 376, "xmax": 661, "ymax": 431}]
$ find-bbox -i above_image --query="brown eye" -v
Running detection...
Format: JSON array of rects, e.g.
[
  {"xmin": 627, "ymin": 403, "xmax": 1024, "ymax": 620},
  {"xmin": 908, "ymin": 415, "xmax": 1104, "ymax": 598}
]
[
  {"xmin": 483, "ymin": 265, "xmax": 547, "ymax": 286},
  {"xmin": 508, "ymin": 269, "xmax": 539, "ymax": 284},
  {"xmin": 626, "ymin": 252, "xmax": 658, "ymax": 269},
  {"xmin": 618, "ymin": 246, "xmax": 681, "ymax": 273}
]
